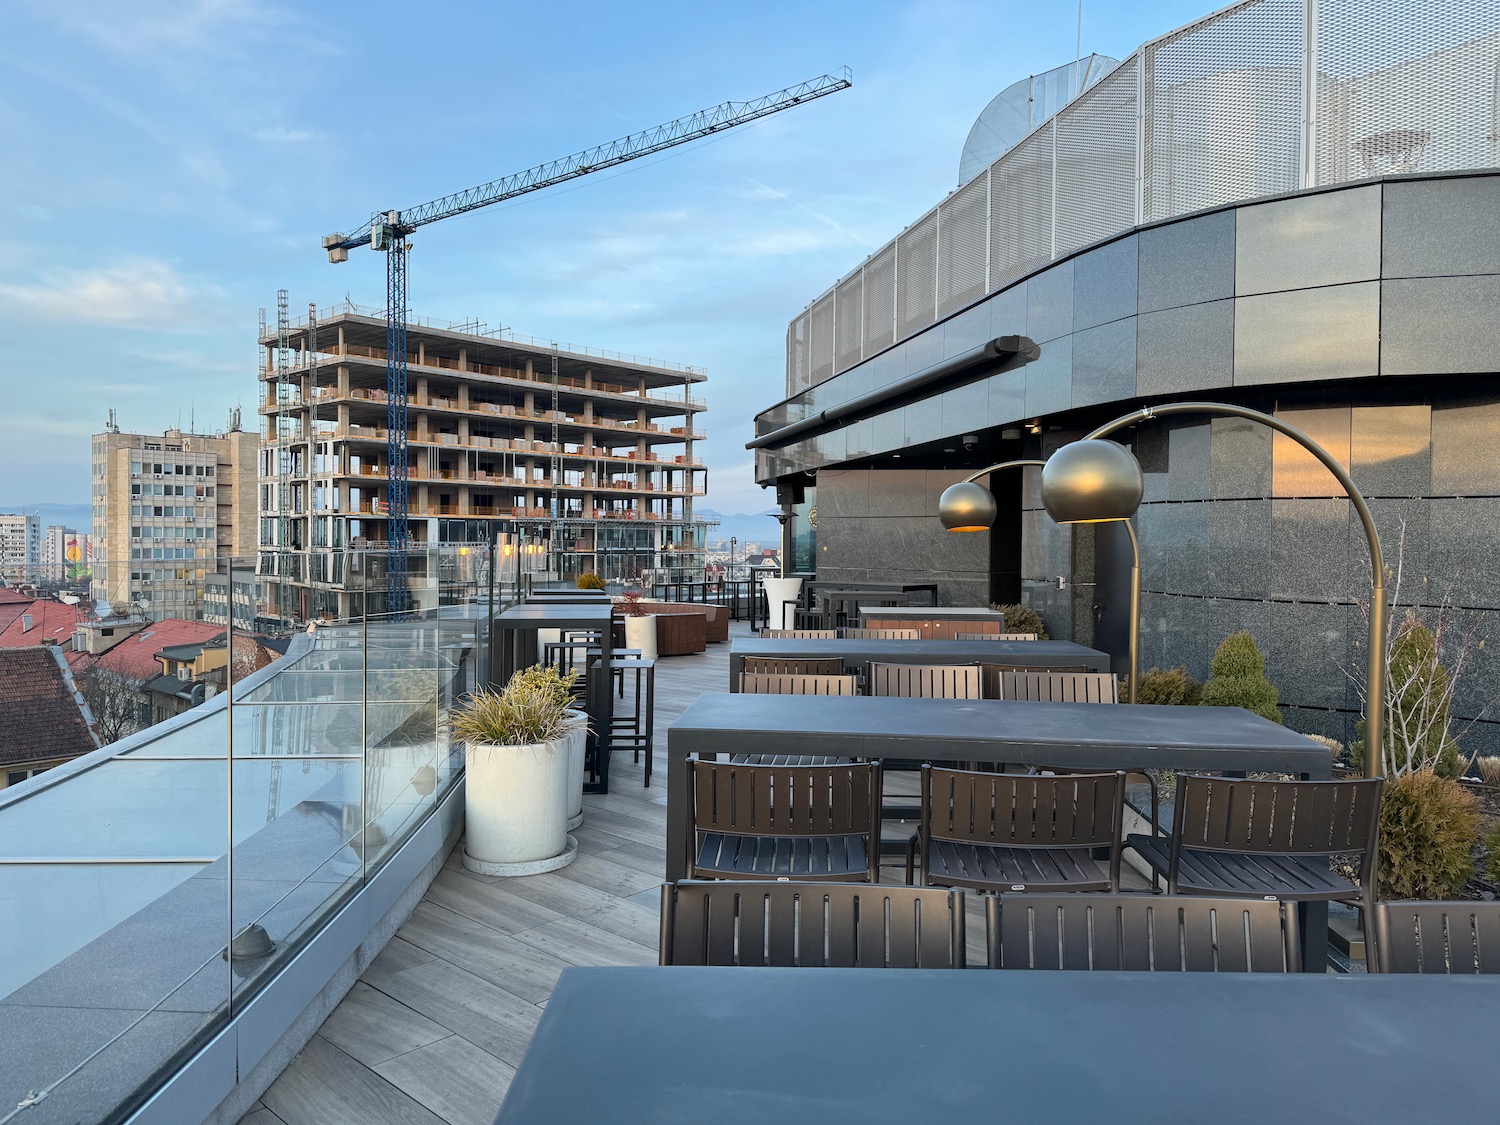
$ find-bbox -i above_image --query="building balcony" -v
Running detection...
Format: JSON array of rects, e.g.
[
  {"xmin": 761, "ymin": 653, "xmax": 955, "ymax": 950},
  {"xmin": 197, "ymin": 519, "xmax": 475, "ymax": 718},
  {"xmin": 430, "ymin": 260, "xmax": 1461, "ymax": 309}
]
[{"xmin": 265, "ymin": 343, "xmax": 706, "ymax": 410}]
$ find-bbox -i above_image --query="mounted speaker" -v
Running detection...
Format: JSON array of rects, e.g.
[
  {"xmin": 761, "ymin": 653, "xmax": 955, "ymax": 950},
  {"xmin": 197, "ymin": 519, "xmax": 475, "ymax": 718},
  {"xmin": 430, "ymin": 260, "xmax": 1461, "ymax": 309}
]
[{"xmin": 776, "ymin": 483, "xmax": 805, "ymax": 506}]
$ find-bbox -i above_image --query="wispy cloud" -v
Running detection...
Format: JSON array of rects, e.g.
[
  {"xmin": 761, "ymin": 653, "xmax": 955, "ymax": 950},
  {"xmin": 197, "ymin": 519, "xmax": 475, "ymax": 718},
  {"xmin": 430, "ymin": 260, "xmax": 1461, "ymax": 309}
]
[
  {"xmin": 0, "ymin": 260, "xmax": 224, "ymax": 328},
  {"xmin": 126, "ymin": 349, "xmax": 247, "ymax": 376},
  {"xmin": 255, "ymin": 127, "xmax": 322, "ymax": 144}
]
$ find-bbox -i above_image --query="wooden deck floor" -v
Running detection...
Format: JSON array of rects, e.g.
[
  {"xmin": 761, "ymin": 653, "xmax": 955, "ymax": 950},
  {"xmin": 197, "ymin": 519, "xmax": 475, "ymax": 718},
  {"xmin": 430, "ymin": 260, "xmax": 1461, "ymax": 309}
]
[
  {"xmin": 243, "ymin": 626, "xmax": 738, "ymax": 1125},
  {"xmin": 245, "ymin": 623, "xmax": 1142, "ymax": 1124}
]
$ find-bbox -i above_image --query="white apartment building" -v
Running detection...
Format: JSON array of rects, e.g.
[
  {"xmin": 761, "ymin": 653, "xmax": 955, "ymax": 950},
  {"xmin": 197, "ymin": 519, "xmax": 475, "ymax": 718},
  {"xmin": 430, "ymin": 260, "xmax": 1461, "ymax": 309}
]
[
  {"xmin": 0, "ymin": 513, "xmax": 40, "ymax": 585},
  {"xmin": 90, "ymin": 425, "xmax": 259, "ymax": 620}
]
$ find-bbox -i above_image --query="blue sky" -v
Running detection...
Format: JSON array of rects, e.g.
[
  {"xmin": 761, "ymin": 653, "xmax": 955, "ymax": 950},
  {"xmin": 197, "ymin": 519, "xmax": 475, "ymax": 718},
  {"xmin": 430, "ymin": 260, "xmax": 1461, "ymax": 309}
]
[{"xmin": 0, "ymin": 0, "xmax": 1208, "ymax": 512}]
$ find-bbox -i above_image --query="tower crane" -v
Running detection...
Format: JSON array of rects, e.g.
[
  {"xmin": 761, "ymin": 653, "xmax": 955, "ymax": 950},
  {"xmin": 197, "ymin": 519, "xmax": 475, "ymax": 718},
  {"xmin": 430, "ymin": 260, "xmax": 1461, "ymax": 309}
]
[{"xmin": 322, "ymin": 70, "xmax": 852, "ymax": 613}]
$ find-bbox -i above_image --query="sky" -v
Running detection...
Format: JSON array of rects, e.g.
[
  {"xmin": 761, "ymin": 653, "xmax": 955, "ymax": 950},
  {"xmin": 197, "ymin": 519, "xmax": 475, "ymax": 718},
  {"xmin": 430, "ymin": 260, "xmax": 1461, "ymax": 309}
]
[{"xmin": 0, "ymin": 0, "xmax": 1210, "ymax": 514}]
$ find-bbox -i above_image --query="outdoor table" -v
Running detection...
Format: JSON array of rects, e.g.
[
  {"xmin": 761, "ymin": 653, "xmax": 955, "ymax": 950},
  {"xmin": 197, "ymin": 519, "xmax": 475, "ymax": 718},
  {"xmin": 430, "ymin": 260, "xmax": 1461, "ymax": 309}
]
[
  {"xmin": 496, "ymin": 967, "xmax": 1498, "ymax": 1123},
  {"xmin": 666, "ymin": 693, "xmax": 1334, "ymax": 962},
  {"xmin": 491, "ymin": 599, "xmax": 616, "ymax": 792},
  {"xmin": 729, "ymin": 637, "xmax": 1110, "ymax": 690}
]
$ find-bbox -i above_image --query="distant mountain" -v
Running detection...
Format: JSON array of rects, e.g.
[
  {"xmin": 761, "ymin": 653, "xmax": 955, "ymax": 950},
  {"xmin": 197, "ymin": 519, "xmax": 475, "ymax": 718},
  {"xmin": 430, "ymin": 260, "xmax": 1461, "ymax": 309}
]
[
  {"xmin": 0, "ymin": 502, "xmax": 92, "ymax": 530},
  {"xmin": 697, "ymin": 509, "xmax": 781, "ymax": 549}
]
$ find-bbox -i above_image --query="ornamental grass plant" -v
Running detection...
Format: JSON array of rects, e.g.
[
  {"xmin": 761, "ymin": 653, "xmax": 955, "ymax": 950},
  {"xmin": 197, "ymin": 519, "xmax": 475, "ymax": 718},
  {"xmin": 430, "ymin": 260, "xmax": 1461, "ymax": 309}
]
[{"xmin": 452, "ymin": 666, "xmax": 574, "ymax": 748}]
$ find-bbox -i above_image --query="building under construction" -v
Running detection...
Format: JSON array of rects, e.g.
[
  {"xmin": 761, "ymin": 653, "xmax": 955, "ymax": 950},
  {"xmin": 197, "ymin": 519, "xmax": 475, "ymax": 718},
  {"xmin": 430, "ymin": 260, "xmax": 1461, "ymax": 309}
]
[{"xmin": 258, "ymin": 303, "xmax": 710, "ymax": 621}]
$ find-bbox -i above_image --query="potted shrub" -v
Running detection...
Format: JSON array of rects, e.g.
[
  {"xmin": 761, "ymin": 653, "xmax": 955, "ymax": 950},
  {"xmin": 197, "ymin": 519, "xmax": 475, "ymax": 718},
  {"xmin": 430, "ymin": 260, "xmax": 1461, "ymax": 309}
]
[
  {"xmin": 511, "ymin": 664, "xmax": 589, "ymax": 830},
  {"xmin": 620, "ymin": 589, "xmax": 657, "ymax": 661},
  {"xmin": 452, "ymin": 667, "xmax": 579, "ymax": 875},
  {"xmin": 576, "ymin": 571, "xmax": 607, "ymax": 591}
]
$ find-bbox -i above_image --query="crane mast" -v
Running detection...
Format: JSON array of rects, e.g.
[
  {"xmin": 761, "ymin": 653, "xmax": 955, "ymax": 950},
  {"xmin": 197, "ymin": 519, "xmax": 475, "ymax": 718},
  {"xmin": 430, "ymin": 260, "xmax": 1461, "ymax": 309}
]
[{"xmin": 323, "ymin": 70, "xmax": 851, "ymax": 614}]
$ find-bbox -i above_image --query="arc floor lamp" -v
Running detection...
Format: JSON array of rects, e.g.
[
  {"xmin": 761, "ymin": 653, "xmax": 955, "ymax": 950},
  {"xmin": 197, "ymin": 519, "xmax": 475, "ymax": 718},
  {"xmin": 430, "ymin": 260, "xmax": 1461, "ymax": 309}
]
[{"xmin": 938, "ymin": 402, "xmax": 1387, "ymax": 774}]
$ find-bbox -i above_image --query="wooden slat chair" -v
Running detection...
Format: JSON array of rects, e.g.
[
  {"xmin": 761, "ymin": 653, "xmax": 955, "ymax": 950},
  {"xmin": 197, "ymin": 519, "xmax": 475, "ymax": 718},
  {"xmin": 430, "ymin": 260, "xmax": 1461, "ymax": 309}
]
[
  {"xmin": 999, "ymin": 670, "xmax": 1120, "ymax": 703},
  {"xmin": 731, "ymin": 673, "xmax": 859, "ymax": 766},
  {"xmin": 738, "ymin": 672, "xmax": 858, "ymax": 696},
  {"xmin": 909, "ymin": 766, "xmax": 1126, "ymax": 893},
  {"xmin": 986, "ymin": 893, "xmax": 1301, "ymax": 972},
  {"xmin": 762, "ymin": 629, "xmax": 837, "ymax": 639},
  {"xmin": 866, "ymin": 662, "xmax": 984, "ymax": 827},
  {"xmin": 868, "ymin": 663, "xmax": 982, "ymax": 699},
  {"xmin": 1123, "ymin": 775, "xmax": 1383, "ymax": 968},
  {"xmin": 660, "ymin": 880, "xmax": 966, "ymax": 968},
  {"xmin": 743, "ymin": 656, "xmax": 846, "ymax": 677},
  {"xmin": 977, "ymin": 664, "xmax": 1090, "ymax": 700},
  {"xmin": 996, "ymin": 670, "xmax": 1159, "ymax": 830},
  {"xmin": 689, "ymin": 759, "xmax": 881, "ymax": 882},
  {"xmin": 1371, "ymin": 901, "xmax": 1500, "ymax": 974},
  {"xmin": 839, "ymin": 627, "xmax": 922, "ymax": 640},
  {"xmin": 956, "ymin": 632, "xmax": 1039, "ymax": 641}
]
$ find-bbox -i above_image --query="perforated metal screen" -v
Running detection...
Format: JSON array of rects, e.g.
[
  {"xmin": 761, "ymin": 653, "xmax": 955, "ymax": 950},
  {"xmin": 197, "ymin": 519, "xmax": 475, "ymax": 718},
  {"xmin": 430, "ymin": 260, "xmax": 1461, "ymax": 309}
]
[
  {"xmin": 938, "ymin": 175, "xmax": 989, "ymax": 317},
  {"xmin": 835, "ymin": 272, "xmax": 864, "ymax": 373},
  {"xmin": 786, "ymin": 0, "xmax": 1500, "ymax": 398},
  {"xmin": 1055, "ymin": 57, "xmax": 1140, "ymax": 254},
  {"xmin": 863, "ymin": 243, "xmax": 897, "ymax": 359},
  {"xmin": 1314, "ymin": 0, "xmax": 1500, "ymax": 184}
]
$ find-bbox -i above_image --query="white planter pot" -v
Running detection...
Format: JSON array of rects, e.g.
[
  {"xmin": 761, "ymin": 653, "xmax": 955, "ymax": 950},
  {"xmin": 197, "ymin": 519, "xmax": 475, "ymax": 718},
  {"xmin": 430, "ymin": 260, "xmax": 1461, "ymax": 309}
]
[
  {"xmin": 563, "ymin": 709, "xmax": 588, "ymax": 831},
  {"xmin": 762, "ymin": 577, "xmax": 804, "ymax": 630},
  {"xmin": 463, "ymin": 735, "xmax": 577, "ymax": 876},
  {"xmin": 624, "ymin": 613, "xmax": 658, "ymax": 661}
]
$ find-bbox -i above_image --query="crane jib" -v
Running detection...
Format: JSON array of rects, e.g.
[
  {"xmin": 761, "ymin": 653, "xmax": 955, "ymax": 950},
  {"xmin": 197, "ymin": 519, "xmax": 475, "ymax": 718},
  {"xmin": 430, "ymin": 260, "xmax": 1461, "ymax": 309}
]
[{"xmin": 322, "ymin": 70, "xmax": 850, "ymax": 255}]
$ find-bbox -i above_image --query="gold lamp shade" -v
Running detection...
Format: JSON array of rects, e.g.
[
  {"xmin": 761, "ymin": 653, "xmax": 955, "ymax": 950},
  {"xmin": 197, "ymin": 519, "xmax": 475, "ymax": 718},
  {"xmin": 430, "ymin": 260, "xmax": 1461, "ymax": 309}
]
[
  {"xmin": 1040, "ymin": 439, "xmax": 1144, "ymax": 524},
  {"xmin": 938, "ymin": 480, "xmax": 998, "ymax": 532}
]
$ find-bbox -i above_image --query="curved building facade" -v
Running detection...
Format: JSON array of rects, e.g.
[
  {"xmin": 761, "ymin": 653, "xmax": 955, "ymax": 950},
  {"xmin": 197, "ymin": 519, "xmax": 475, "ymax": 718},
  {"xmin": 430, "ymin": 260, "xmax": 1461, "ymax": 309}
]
[{"xmin": 754, "ymin": 0, "xmax": 1500, "ymax": 751}]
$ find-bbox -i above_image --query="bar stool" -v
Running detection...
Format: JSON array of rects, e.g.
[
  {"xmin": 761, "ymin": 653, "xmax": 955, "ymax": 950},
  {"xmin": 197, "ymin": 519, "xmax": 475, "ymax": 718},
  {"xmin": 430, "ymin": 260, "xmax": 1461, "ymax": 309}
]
[{"xmin": 607, "ymin": 655, "xmax": 656, "ymax": 787}]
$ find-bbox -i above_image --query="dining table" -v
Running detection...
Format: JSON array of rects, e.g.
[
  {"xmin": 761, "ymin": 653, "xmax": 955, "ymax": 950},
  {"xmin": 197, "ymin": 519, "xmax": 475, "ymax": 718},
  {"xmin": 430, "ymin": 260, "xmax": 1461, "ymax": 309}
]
[
  {"xmin": 728, "ymin": 636, "xmax": 1111, "ymax": 690},
  {"xmin": 496, "ymin": 966, "xmax": 1498, "ymax": 1123},
  {"xmin": 665, "ymin": 692, "xmax": 1336, "ymax": 962}
]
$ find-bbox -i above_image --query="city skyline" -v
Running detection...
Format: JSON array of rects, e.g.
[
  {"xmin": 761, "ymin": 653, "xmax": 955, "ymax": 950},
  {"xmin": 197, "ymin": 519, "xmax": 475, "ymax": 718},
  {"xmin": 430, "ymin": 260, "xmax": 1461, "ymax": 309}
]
[{"xmin": 0, "ymin": 0, "xmax": 1208, "ymax": 511}]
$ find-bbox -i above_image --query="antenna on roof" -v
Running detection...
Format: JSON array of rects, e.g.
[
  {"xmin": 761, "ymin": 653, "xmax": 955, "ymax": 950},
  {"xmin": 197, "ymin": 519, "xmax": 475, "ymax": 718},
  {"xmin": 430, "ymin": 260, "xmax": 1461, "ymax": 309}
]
[{"xmin": 106, "ymin": 408, "xmax": 119, "ymax": 434}]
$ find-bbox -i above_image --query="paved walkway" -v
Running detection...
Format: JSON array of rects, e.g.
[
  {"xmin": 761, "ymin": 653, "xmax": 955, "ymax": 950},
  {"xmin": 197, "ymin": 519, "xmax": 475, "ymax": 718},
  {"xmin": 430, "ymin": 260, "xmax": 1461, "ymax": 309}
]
[{"xmin": 243, "ymin": 626, "xmax": 736, "ymax": 1125}]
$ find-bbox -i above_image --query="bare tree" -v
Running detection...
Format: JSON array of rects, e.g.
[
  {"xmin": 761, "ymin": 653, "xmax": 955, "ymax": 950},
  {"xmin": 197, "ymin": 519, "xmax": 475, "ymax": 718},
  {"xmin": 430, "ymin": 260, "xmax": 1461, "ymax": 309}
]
[
  {"xmin": 1350, "ymin": 519, "xmax": 1494, "ymax": 777},
  {"xmin": 77, "ymin": 666, "xmax": 146, "ymax": 745}
]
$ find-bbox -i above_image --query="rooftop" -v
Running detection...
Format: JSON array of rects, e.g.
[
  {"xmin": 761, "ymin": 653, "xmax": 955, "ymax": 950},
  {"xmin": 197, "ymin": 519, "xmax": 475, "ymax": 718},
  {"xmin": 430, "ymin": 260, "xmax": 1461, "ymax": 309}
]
[{"xmin": 0, "ymin": 646, "xmax": 97, "ymax": 769}]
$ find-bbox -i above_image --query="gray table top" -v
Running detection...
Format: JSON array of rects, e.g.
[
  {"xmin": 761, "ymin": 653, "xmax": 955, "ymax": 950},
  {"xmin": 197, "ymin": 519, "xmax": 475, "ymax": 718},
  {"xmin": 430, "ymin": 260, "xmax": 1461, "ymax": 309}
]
[
  {"xmin": 498, "ymin": 967, "xmax": 1497, "ymax": 1123},
  {"xmin": 732, "ymin": 637, "xmax": 1106, "ymax": 664},
  {"xmin": 859, "ymin": 606, "xmax": 1006, "ymax": 618},
  {"xmin": 670, "ymin": 693, "xmax": 1330, "ymax": 775},
  {"xmin": 496, "ymin": 602, "xmax": 615, "ymax": 627}
]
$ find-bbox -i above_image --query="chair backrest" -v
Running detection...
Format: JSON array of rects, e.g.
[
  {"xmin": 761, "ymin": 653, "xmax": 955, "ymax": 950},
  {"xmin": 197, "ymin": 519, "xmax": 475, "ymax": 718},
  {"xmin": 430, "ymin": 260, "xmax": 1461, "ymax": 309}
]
[
  {"xmin": 868, "ymin": 662, "xmax": 982, "ymax": 699},
  {"xmin": 922, "ymin": 765, "xmax": 1124, "ymax": 850},
  {"xmin": 956, "ymin": 632, "xmax": 1038, "ymax": 641},
  {"xmin": 1000, "ymin": 670, "xmax": 1120, "ymax": 703},
  {"xmin": 689, "ymin": 759, "xmax": 880, "ymax": 839},
  {"xmin": 661, "ymin": 881, "xmax": 966, "ymax": 968},
  {"xmin": 987, "ymin": 893, "xmax": 1301, "ymax": 972},
  {"xmin": 839, "ymin": 627, "xmax": 922, "ymax": 640},
  {"xmin": 762, "ymin": 629, "xmax": 837, "ymax": 639},
  {"xmin": 743, "ymin": 656, "xmax": 846, "ymax": 677},
  {"xmin": 1371, "ymin": 901, "xmax": 1500, "ymax": 974},
  {"xmin": 1171, "ymin": 775, "xmax": 1384, "ymax": 857},
  {"xmin": 979, "ymin": 664, "xmax": 1090, "ymax": 699},
  {"xmin": 739, "ymin": 672, "xmax": 858, "ymax": 696}
]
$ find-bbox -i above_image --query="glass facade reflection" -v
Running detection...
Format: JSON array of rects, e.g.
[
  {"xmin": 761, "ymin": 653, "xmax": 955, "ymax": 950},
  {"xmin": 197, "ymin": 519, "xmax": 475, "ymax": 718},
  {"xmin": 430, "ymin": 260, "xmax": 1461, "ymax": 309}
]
[{"xmin": 756, "ymin": 172, "xmax": 1500, "ymax": 756}]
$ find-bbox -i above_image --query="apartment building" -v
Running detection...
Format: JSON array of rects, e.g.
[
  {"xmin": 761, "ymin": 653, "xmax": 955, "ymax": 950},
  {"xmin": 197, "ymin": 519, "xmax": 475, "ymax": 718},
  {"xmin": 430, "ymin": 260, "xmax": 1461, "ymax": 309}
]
[
  {"xmin": 42, "ymin": 525, "xmax": 91, "ymax": 579},
  {"xmin": 0, "ymin": 513, "xmax": 40, "ymax": 585},
  {"xmin": 258, "ymin": 306, "xmax": 710, "ymax": 621},
  {"xmin": 90, "ymin": 424, "xmax": 259, "ymax": 621}
]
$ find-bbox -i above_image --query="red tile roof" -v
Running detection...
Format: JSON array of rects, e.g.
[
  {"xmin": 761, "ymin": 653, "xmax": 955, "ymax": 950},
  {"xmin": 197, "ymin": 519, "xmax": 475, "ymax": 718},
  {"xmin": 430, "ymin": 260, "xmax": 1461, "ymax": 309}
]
[
  {"xmin": 0, "ymin": 599, "xmax": 84, "ymax": 652},
  {"xmin": 79, "ymin": 619, "xmax": 225, "ymax": 682},
  {"xmin": 0, "ymin": 646, "xmax": 99, "ymax": 769}
]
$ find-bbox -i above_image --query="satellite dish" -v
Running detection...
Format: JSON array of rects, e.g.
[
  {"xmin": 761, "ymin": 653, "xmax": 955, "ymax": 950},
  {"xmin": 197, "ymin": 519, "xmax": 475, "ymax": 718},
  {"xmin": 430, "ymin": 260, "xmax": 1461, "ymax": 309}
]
[{"xmin": 94, "ymin": 598, "xmax": 114, "ymax": 619}]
